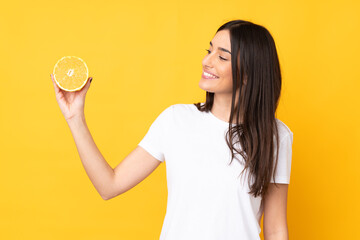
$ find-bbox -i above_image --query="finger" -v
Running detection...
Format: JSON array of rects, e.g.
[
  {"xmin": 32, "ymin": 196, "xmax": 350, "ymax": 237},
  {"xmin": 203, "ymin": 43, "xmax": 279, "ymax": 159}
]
[
  {"xmin": 80, "ymin": 77, "xmax": 92, "ymax": 96},
  {"xmin": 50, "ymin": 74, "xmax": 57, "ymax": 90},
  {"xmin": 84, "ymin": 77, "xmax": 92, "ymax": 90},
  {"xmin": 50, "ymin": 74, "xmax": 61, "ymax": 94},
  {"xmin": 51, "ymin": 74, "xmax": 58, "ymax": 90}
]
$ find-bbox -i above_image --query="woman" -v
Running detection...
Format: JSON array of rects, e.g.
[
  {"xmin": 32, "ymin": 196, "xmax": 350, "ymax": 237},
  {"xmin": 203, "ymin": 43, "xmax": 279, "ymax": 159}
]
[{"xmin": 51, "ymin": 19, "xmax": 293, "ymax": 240}]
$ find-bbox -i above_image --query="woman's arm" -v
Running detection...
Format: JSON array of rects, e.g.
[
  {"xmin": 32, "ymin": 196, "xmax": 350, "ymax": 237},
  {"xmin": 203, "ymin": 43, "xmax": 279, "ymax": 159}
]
[
  {"xmin": 263, "ymin": 183, "xmax": 289, "ymax": 240},
  {"xmin": 51, "ymin": 75, "xmax": 162, "ymax": 200},
  {"xmin": 67, "ymin": 115, "xmax": 115, "ymax": 200},
  {"xmin": 67, "ymin": 115, "xmax": 163, "ymax": 200}
]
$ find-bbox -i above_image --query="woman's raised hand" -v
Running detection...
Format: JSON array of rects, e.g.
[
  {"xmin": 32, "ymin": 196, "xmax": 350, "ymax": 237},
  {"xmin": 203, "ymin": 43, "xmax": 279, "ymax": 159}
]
[{"xmin": 50, "ymin": 74, "xmax": 92, "ymax": 122}]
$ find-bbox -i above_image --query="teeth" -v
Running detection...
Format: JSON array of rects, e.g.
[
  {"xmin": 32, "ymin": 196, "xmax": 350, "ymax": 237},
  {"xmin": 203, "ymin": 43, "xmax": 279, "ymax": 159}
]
[{"xmin": 204, "ymin": 71, "xmax": 218, "ymax": 78}]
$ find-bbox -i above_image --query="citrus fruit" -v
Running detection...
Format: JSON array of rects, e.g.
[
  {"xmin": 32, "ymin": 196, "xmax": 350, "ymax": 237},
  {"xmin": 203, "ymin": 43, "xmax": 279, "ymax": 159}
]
[{"xmin": 53, "ymin": 56, "xmax": 89, "ymax": 92}]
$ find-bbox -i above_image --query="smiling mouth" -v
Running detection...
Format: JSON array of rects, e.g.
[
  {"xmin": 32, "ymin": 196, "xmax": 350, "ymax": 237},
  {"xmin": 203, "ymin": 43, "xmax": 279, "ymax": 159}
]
[{"xmin": 202, "ymin": 71, "xmax": 219, "ymax": 79}]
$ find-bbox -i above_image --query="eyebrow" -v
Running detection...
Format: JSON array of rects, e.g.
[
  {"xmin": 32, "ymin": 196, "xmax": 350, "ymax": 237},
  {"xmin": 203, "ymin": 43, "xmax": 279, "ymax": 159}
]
[{"xmin": 210, "ymin": 41, "xmax": 231, "ymax": 54}]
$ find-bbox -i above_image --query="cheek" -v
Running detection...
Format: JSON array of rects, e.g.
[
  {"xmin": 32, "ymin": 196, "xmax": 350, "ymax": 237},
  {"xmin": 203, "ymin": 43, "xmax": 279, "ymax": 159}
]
[
  {"xmin": 220, "ymin": 65, "xmax": 233, "ymax": 82},
  {"xmin": 226, "ymin": 65, "xmax": 233, "ymax": 78},
  {"xmin": 222, "ymin": 66, "xmax": 233, "ymax": 89}
]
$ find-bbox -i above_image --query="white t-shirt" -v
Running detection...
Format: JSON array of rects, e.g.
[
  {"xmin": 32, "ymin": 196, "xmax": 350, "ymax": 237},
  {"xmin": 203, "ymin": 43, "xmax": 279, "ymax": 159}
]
[{"xmin": 138, "ymin": 103, "xmax": 294, "ymax": 240}]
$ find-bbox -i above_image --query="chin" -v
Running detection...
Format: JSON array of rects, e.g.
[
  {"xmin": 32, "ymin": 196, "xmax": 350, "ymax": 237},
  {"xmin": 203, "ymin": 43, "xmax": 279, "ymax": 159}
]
[{"xmin": 198, "ymin": 81, "xmax": 216, "ymax": 93}]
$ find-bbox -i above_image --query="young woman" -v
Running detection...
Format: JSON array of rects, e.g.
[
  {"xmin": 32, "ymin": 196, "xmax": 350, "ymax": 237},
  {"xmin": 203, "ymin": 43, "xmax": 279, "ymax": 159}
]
[{"xmin": 51, "ymin": 19, "xmax": 293, "ymax": 240}]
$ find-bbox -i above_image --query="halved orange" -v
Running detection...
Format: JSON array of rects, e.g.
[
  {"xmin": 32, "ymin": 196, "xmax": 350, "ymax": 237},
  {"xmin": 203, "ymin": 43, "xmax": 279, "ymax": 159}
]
[{"xmin": 53, "ymin": 56, "xmax": 89, "ymax": 92}]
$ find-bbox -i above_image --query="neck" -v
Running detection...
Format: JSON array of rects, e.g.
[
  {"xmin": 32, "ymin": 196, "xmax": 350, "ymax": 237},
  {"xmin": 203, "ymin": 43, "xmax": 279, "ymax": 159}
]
[{"xmin": 211, "ymin": 91, "xmax": 242, "ymax": 124}]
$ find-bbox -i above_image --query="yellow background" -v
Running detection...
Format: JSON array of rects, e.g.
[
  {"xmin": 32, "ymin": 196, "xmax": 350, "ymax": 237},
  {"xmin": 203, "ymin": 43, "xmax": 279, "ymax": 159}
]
[{"xmin": 0, "ymin": 0, "xmax": 359, "ymax": 239}]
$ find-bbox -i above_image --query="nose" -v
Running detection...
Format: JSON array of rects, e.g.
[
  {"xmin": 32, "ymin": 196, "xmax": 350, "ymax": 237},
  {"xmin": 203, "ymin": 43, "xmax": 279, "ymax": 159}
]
[{"xmin": 202, "ymin": 51, "xmax": 215, "ymax": 69}]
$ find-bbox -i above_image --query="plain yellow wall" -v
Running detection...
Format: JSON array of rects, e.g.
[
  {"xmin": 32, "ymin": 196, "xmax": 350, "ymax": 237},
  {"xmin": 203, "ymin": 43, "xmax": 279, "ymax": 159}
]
[{"xmin": 0, "ymin": 0, "xmax": 359, "ymax": 239}]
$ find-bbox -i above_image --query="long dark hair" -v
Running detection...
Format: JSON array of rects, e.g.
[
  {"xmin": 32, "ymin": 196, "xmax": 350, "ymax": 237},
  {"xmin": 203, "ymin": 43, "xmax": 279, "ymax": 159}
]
[{"xmin": 194, "ymin": 20, "xmax": 282, "ymax": 199}]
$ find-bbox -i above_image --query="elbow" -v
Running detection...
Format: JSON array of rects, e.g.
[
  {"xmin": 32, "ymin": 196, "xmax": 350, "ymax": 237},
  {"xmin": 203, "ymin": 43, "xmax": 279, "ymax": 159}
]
[
  {"xmin": 100, "ymin": 185, "xmax": 125, "ymax": 200},
  {"xmin": 101, "ymin": 194, "xmax": 112, "ymax": 200},
  {"xmin": 100, "ymin": 190, "xmax": 113, "ymax": 200},
  {"xmin": 102, "ymin": 195, "xmax": 110, "ymax": 201},
  {"xmin": 100, "ymin": 185, "xmax": 117, "ymax": 200},
  {"xmin": 101, "ymin": 191, "xmax": 120, "ymax": 201}
]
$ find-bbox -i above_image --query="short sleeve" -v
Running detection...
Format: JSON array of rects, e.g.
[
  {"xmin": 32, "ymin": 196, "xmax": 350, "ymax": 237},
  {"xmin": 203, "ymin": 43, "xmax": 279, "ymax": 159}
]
[
  {"xmin": 270, "ymin": 132, "xmax": 294, "ymax": 184},
  {"xmin": 138, "ymin": 105, "xmax": 173, "ymax": 162}
]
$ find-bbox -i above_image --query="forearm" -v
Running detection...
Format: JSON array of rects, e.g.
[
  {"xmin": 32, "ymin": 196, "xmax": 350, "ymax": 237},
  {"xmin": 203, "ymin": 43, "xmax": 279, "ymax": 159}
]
[{"xmin": 66, "ymin": 115, "xmax": 114, "ymax": 200}]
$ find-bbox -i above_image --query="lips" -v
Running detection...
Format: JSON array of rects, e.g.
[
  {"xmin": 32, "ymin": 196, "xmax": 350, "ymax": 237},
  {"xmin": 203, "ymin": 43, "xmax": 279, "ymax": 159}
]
[{"xmin": 203, "ymin": 69, "xmax": 219, "ymax": 78}]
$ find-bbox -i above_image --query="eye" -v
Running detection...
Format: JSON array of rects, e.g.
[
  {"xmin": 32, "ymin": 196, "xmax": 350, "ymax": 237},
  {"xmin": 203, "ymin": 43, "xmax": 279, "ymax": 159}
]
[{"xmin": 205, "ymin": 49, "xmax": 227, "ymax": 61}]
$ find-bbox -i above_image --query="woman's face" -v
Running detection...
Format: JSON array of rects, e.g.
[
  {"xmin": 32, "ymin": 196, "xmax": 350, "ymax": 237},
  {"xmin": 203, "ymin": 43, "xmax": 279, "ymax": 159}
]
[{"xmin": 199, "ymin": 29, "xmax": 233, "ymax": 94}]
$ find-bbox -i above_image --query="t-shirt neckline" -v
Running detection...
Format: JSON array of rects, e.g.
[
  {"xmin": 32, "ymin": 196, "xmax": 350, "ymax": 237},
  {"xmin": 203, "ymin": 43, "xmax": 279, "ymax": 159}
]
[
  {"xmin": 198, "ymin": 102, "xmax": 236, "ymax": 126},
  {"xmin": 208, "ymin": 110, "xmax": 235, "ymax": 126}
]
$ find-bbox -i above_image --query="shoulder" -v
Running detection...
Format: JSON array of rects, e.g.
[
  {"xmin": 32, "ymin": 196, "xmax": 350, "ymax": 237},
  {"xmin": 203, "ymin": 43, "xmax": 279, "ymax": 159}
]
[
  {"xmin": 158, "ymin": 103, "xmax": 197, "ymax": 118},
  {"xmin": 168, "ymin": 103, "xmax": 204, "ymax": 126},
  {"xmin": 171, "ymin": 103, "xmax": 197, "ymax": 111},
  {"xmin": 275, "ymin": 118, "xmax": 293, "ymax": 142},
  {"xmin": 146, "ymin": 103, "xmax": 200, "ymax": 131},
  {"xmin": 170, "ymin": 103, "xmax": 200, "ymax": 115}
]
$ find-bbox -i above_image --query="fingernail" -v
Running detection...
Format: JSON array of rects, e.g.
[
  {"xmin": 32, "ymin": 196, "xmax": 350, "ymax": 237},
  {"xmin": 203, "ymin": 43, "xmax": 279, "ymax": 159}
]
[{"xmin": 90, "ymin": 77, "xmax": 93, "ymax": 83}]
